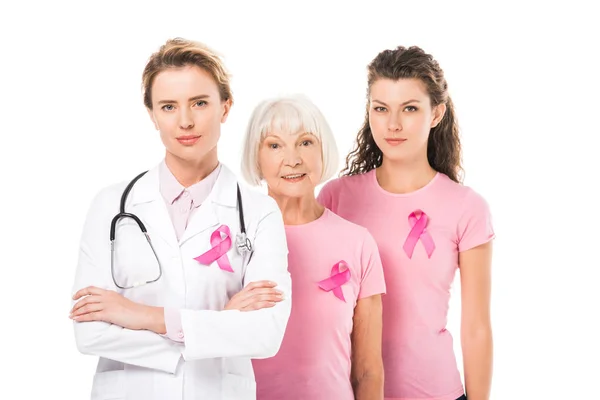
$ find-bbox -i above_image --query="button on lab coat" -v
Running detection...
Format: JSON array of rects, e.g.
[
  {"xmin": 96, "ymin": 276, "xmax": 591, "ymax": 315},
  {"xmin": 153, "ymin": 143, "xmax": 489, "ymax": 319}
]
[{"xmin": 72, "ymin": 163, "xmax": 291, "ymax": 400}]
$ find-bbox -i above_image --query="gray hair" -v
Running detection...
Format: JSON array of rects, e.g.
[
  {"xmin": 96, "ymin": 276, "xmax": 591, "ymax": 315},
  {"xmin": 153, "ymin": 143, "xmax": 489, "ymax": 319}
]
[{"xmin": 241, "ymin": 94, "xmax": 339, "ymax": 186}]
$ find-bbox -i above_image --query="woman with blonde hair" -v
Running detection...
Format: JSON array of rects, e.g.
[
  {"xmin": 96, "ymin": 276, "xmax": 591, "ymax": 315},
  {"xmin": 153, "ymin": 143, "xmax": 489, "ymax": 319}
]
[{"xmin": 69, "ymin": 38, "xmax": 291, "ymax": 400}]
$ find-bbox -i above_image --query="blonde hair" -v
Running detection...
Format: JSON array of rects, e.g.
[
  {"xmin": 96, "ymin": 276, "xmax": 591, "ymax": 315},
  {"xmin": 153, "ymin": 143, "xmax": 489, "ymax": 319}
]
[
  {"xmin": 142, "ymin": 37, "xmax": 233, "ymax": 109},
  {"xmin": 241, "ymin": 94, "xmax": 339, "ymax": 186}
]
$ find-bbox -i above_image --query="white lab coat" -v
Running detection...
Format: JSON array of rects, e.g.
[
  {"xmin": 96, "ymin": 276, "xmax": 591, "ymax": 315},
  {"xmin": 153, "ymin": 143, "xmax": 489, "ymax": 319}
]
[{"xmin": 72, "ymin": 163, "xmax": 291, "ymax": 400}]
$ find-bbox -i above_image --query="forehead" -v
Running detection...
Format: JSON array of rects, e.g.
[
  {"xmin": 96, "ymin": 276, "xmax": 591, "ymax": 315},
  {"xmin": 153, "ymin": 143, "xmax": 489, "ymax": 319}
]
[
  {"xmin": 370, "ymin": 78, "xmax": 430, "ymax": 102},
  {"xmin": 152, "ymin": 65, "xmax": 219, "ymax": 100}
]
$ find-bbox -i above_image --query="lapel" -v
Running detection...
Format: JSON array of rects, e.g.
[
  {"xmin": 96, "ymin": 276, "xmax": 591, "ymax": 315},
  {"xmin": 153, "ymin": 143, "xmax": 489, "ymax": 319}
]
[
  {"xmin": 128, "ymin": 165, "xmax": 180, "ymax": 250},
  {"xmin": 179, "ymin": 164, "xmax": 238, "ymax": 246}
]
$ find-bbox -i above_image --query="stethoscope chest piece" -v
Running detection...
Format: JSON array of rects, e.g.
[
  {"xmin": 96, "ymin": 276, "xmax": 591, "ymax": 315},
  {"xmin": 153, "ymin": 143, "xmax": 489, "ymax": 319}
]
[
  {"xmin": 236, "ymin": 232, "xmax": 253, "ymax": 256},
  {"xmin": 111, "ymin": 170, "xmax": 252, "ymax": 289}
]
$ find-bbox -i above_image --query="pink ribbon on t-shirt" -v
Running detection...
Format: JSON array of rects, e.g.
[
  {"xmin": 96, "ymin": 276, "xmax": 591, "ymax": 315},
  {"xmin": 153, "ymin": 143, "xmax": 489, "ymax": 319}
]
[
  {"xmin": 193, "ymin": 225, "xmax": 234, "ymax": 272},
  {"xmin": 318, "ymin": 261, "xmax": 351, "ymax": 302},
  {"xmin": 403, "ymin": 210, "xmax": 435, "ymax": 259}
]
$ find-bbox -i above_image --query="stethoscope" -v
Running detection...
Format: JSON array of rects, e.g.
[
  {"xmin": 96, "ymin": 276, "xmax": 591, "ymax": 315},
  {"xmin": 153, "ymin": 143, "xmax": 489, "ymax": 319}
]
[{"xmin": 109, "ymin": 170, "xmax": 252, "ymax": 289}]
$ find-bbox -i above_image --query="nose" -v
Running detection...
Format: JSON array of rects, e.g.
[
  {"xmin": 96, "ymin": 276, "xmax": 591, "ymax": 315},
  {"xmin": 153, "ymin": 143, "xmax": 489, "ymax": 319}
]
[
  {"xmin": 283, "ymin": 146, "xmax": 302, "ymax": 167},
  {"xmin": 178, "ymin": 108, "xmax": 194, "ymax": 130},
  {"xmin": 387, "ymin": 112, "xmax": 402, "ymax": 133}
]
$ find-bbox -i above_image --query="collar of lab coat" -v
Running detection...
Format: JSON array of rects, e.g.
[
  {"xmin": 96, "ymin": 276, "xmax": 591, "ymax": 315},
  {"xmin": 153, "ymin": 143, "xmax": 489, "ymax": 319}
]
[
  {"xmin": 125, "ymin": 162, "xmax": 240, "ymax": 247},
  {"xmin": 129, "ymin": 162, "xmax": 238, "ymax": 208}
]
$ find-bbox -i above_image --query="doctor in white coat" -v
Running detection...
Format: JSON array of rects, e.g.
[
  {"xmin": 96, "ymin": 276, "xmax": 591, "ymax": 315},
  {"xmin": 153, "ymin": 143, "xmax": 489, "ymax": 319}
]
[{"xmin": 69, "ymin": 38, "xmax": 292, "ymax": 400}]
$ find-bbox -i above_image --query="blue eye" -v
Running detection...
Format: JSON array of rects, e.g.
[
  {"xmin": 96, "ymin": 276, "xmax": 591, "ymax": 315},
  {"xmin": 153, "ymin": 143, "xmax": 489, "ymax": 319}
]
[
  {"xmin": 195, "ymin": 100, "xmax": 207, "ymax": 107},
  {"xmin": 161, "ymin": 104, "xmax": 174, "ymax": 111}
]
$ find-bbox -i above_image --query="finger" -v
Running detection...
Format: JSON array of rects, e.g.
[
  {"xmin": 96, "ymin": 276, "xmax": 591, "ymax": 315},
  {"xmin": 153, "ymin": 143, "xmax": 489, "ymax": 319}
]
[
  {"xmin": 243, "ymin": 291, "xmax": 284, "ymax": 305},
  {"xmin": 73, "ymin": 286, "xmax": 105, "ymax": 300},
  {"xmin": 247, "ymin": 288, "xmax": 284, "ymax": 297},
  {"xmin": 71, "ymin": 295, "xmax": 103, "ymax": 313},
  {"xmin": 240, "ymin": 293, "xmax": 282, "ymax": 309},
  {"xmin": 246, "ymin": 281, "xmax": 277, "ymax": 290},
  {"xmin": 70, "ymin": 303, "xmax": 104, "ymax": 318},
  {"xmin": 252, "ymin": 294, "xmax": 284, "ymax": 303},
  {"xmin": 226, "ymin": 282, "xmax": 280, "ymax": 308},
  {"xmin": 71, "ymin": 311, "xmax": 103, "ymax": 322},
  {"xmin": 242, "ymin": 301, "xmax": 277, "ymax": 311},
  {"xmin": 237, "ymin": 288, "xmax": 282, "ymax": 304}
]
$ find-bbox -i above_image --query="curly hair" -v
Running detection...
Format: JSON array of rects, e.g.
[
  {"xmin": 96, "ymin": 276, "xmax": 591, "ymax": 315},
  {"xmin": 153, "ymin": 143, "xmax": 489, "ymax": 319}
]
[{"xmin": 341, "ymin": 46, "xmax": 463, "ymax": 183}]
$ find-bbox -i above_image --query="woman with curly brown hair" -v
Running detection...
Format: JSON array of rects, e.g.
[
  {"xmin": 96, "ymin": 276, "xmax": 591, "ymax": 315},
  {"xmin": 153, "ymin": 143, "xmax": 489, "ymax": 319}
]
[{"xmin": 318, "ymin": 46, "xmax": 495, "ymax": 400}]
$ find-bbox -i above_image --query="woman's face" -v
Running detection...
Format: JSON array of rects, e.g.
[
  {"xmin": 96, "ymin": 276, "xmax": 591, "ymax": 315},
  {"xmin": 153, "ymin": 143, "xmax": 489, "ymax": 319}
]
[
  {"xmin": 147, "ymin": 65, "xmax": 231, "ymax": 165},
  {"xmin": 368, "ymin": 78, "xmax": 445, "ymax": 163},
  {"xmin": 258, "ymin": 129, "xmax": 323, "ymax": 200}
]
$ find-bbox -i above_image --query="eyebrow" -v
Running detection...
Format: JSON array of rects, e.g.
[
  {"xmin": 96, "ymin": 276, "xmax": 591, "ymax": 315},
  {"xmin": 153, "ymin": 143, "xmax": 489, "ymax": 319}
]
[
  {"xmin": 372, "ymin": 99, "xmax": 421, "ymax": 107},
  {"xmin": 157, "ymin": 94, "xmax": 210, "ymax": 105},
  {"xmin": 264, "ymin": 131, "xmax": 315, "ymax": 139}
]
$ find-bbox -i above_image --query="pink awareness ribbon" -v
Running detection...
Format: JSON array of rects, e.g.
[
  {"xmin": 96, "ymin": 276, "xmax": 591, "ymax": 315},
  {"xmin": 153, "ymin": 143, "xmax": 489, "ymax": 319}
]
[
  {"xmin": 318, "ymin": 261, "xmax": 351, "ymax": 302},
  {"xmin": 193, "ymin": 225, "xmax": 234, "ymax": 272},
  {"xmin": 402, "ymin": 210, "xmax": 435, "ymax": 259}
]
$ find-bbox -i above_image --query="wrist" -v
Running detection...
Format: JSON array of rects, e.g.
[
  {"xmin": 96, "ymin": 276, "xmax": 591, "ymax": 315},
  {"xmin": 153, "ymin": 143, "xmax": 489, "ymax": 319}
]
[{"xmin": 145, "ymin": 306, "xmax": 166, "ymax": 334}]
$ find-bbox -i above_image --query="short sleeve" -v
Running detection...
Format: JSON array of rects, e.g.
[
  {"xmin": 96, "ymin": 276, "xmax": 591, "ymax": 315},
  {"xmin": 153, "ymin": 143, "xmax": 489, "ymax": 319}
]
[
  {"xmin": 357, "ymin": 230, "xmax": 386, "ymax": 299},
  {"xmin": 457, "ymin": 189, "xmax": 495, "ymax": 252}
]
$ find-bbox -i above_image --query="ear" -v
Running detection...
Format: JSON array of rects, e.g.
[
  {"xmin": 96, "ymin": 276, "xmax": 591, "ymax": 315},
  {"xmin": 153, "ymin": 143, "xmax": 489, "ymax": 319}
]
[
  {"xmin": 430, "ymin": 103, "xmax": 447, "ymax": 128},
  {"xmin": 146, "ymin": 108, "xmax": 159, "ymax": 130},
  {"xmin": 221, "ymin": 98, "xmax": 233, "ymax": 123}
]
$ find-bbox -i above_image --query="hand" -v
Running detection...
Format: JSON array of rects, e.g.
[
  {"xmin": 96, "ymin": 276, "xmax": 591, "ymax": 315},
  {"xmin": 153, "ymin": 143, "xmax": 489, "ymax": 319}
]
[
  {"xmin": 225, "ymin": 280, "xmax": 284, "ymax": 312},
  {"xmin": 70, "ymin": 286, "xmax": 163, "ymax": 332}
]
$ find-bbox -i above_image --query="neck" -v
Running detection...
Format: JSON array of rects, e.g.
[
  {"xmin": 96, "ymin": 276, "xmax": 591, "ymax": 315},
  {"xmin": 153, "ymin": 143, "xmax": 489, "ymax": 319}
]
[
  {"xmin": 165, "ymin": 149, "xmax": 219, "ymax": 188},
  {"xmin": 268, "ymin": 192, "xmax": 324, "ymax": 226},
  {"xmin": 377, "ymin": 154, "xmax": 437, "ymax": 194}
]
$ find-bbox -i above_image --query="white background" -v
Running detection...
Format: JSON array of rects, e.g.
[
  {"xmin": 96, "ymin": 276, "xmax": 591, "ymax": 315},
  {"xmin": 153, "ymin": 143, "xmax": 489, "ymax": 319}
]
[{"xmin": 1, "ymin": 1, "xmax": 598, "ymax": 399}]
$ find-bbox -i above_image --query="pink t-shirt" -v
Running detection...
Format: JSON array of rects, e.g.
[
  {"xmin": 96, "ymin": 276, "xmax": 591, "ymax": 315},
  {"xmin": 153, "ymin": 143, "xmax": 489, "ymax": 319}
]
[
  {"xmin": 317, "ymin": 170, "xmax": 494, "ymax": 400},
  {"xmin": 252, "ymin": 208, "xmax": 386, "ymax": 400}
]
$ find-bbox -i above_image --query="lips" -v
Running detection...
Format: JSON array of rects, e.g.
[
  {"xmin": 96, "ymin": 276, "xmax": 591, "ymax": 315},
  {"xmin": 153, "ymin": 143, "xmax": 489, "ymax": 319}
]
[
  {"xmin": 281, "ymin": 173, "xmax": 307, "ymax": 182},
  {"xmin": 176, "ymin": 135, "xmax": 201, "ymax": 145},
  {"xmin": 384, "ymin": 138, "xmax": 406, "ymax": 146}
]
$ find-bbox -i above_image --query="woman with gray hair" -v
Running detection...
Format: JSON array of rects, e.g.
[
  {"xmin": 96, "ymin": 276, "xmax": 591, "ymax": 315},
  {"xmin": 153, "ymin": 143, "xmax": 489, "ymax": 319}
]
[{"xmin": 241, "ymin": 94, "xmax": 386, "ymax": 399}]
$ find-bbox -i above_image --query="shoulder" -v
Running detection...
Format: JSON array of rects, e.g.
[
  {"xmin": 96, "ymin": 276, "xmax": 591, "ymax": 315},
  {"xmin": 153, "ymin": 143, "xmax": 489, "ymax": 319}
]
[
  {"xmin": 215, "ymin": 163, "xmax": 278, "ymax": 216},
  {"xmin": 93, "ymin": 180, "xmax": 129, "ymax": 203},
  {"xmin": 435, "ymin": 173, "xmax": 490, "ymax": 206},
  {"xmin": 84, "ymin": 177, "xmax": 132, "ymax": 217},
  {"xmin": 236, "ymin": 182, "xmax": 282, "ymax": 224},
  {"xmin": 434, "ymin": 176, "xmax": 493, "ymax": 226},
  {"xmin": 323, "ymin": 209, "xmax": 375, "ymax": 246},
  {"xmin": 319, "ymin": 171, "xmax": 372, "ymax": 196}
]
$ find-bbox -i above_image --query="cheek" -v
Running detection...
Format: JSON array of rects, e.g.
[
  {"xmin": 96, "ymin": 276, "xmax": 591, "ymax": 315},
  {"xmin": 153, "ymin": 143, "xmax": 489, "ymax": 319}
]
[
  {"xmin": 206, "ymin": 109, "xmax": 222, "ymax": 126},
  {"xmin": 368, "ymin": 113, "xmax": 386, "ymax": 137},
  {"xmin": 407, "ymin": 113, "xmax": 432, "ymax": 134},
  {"xmin": 258, "ymin": 150, "xmax": 282, "ymax": 178},
  {"xmin": 305, "ymin": 150, "xmax": 323, "ymax": 176},
  {"xmin": 155, "ymin": 114, "xmax": 177, "ymax": 134}
]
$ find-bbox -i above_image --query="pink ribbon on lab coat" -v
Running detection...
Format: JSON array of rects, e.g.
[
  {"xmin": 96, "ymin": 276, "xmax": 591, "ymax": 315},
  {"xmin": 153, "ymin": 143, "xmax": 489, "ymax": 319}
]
[
  {"xmin": 193, "ymin": 225, "xmax": 234, "ymax": 272},
  {"xmin": 318, "ymin": 261, "xmax": 351, "ymax": 302},
  {"xmin": 403, "ymin": 210, "xmax": 435, "ymax": 259}
]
